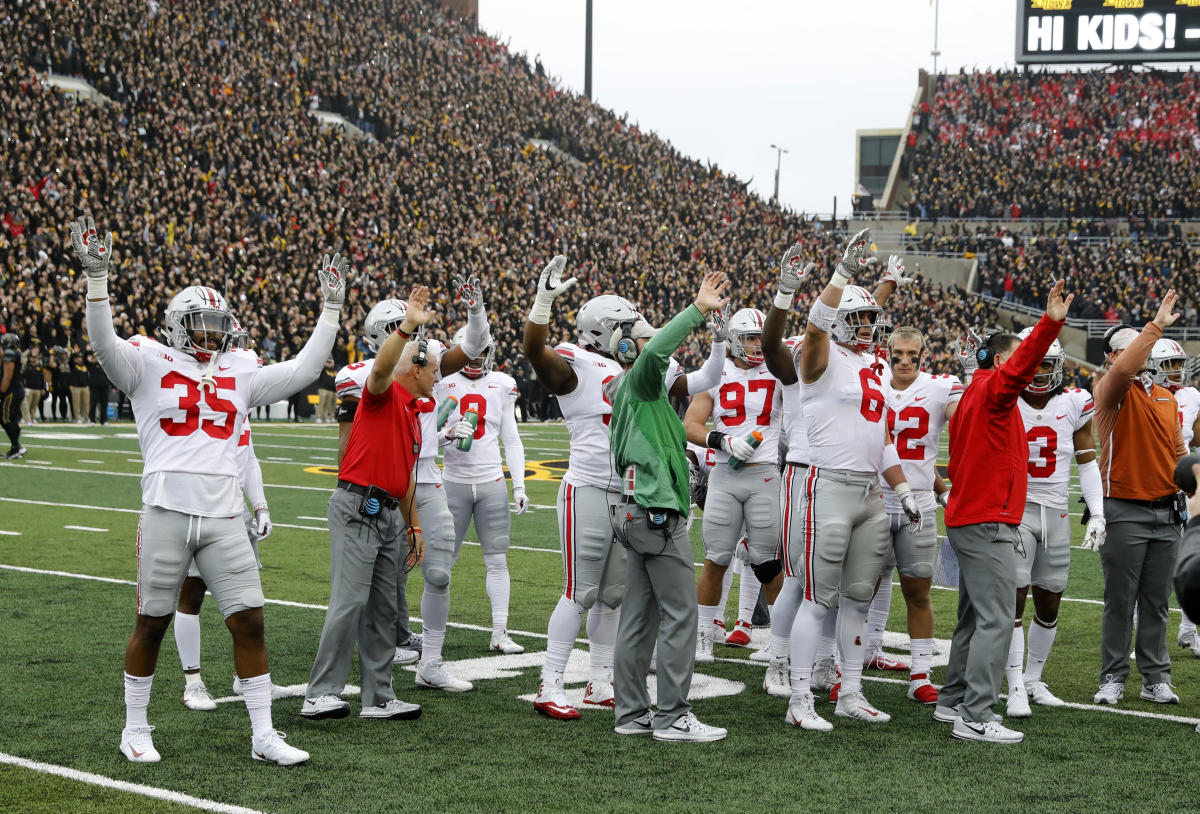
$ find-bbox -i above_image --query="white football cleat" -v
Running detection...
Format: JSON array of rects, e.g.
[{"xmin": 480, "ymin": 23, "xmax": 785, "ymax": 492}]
[
  {"xmin": 182, "ymin": 680, "xmax": 217, "ymax": 711},
  {"xmin": 490, "ymin": 631, "xmax": 525, "ymax": 654},
  {"xmin": 393, "ymin": 646, "xmax": 420, "ymax": 665},
  {"xmin": 1006, "ymin": 687, "xmax": 1032, "ymax": 718},
  {"xmin": 360, "ymin": 698, "xmax": 422, "ymax": 720},
  {"xmin": 300, "ymin": 694, "xmax": 350, "ymax": 719},
  {"xmin": 811, "ymin": 657, "xmax": 839, "ymax": 692},
  {"xmin": 1093, "ymin": 677, "xmax": 1124, "ymax": 705},
  {"xmin": 952, "ymin": 718, "xmax": 1023, "ymax": 744},
  {"xmin": 695, "ymin": 628, "xmax": 714, "ymax": 663},
  {"xmin": 1139, "ymin": 683, "xmax": 1180, "ymax": 704},
  {"xmin": 864, "ymin": 648, "xmax": 909, "ymax": 672},
  {"xmin": 651, "ymin": 712, "xmax": 727, "ymax": 743},
  {"xmin": 416, "ymin": 660, "xmax": 474, "ymax": 693},
  {"xmin": 835, "ymin": 690, "xmax": 891, "ymax": 723},
  {"xmin": 712, "ymin": 618, "xmax": 727, "ymax": 644},
  {"xmin": 786, "ymin": 691, "xmax": 832, "ymax": 731},
  {"xmin": 614, "ymin": 710, "xmax": 654, "ymax": 735},
  {"xmin": 763, "ymin": 658, "xmax": 790, "ymax": 698},
  {"xmin": 119, "ymin": 725, "xmax": 161, "ymax": 763},
  {"xmin": 251, "ymin": 730, "xmax": 309, "ymax": 765},
  {"xmin": 748, "ymin": 647, "xmax": 772, "ymax": 663},
  {"xmin": 533, "ymin": 676, "xmax": 580, "ymax": 720},
  {"xmin": 1026, "ymin": 680, "xmax": 1066, "ymax": 707},
  {"xmin": 583, "ymin": 680, "xmax": 615, "ymax": 708}
]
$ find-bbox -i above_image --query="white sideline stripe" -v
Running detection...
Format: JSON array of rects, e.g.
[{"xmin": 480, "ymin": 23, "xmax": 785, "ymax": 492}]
[
  {"xmin": 0, "ymin": 530, "xmax": 20, "ymax": 536},
  {"xmin": 64, "ymin": 525, "xmax": 108, "ymax": 533},
  {"xmin": 0, "ymin": 752, "xmax": 268, "ymax": 814},
  {"xmin": 78, "ymin": 458, "xmax": 104, "ymax": 464},
  {"xmin": 297, "ymin": 515, "xmax": 328, "ymax": 522}
]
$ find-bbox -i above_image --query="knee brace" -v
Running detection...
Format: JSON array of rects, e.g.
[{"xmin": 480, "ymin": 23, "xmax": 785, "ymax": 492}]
[{"xmin": 750, "ymin": 558, "xmax": 783, "ymax": 585}]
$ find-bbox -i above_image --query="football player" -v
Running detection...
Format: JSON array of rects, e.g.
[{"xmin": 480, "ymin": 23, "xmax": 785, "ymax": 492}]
[
  {"xmin": 74, "ymin": 215, "xmax": 346, "ymax": 765},
  {"xmin": 522, "ymin": 256, "xmax": 726, "ymax": 719},
  {"xmin": 685, "ymin": 308, "xmax": 784, "ymax": 664},
  {"xmin": 1004, "ymin": 328, "xmax": 1104, "ymax": 716},
  {"xmin": 773, "ymin": 230, "xmax": 921, "ymax": 731},
  {"xmin": 438, "ymin": 329, "xmax": 529, "ymax": 655},
  {"xmin": 1, "ymin": 332, "xmax": 25, "ymax": 459}
]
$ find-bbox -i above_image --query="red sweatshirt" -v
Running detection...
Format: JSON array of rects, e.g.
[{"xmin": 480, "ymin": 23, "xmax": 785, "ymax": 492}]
[{"xmin": 945, "ymin": 313, "xmax": 1066, "ymax": 528}]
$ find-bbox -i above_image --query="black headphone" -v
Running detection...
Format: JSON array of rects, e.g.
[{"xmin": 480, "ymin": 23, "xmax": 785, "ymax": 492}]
[
  {"xmin": 1102, "ymin": 323, "xmax": 1135, "ymax": 355},
  {"xmin": 412, "ymin": 329, "xmax": 430, "ymax": 368},
  {"xmin": 975, "ymin": 330, "xmax": 1004, "ymax": 370},
  {"xmin": 613, "ymin": 321, "xmax": 638, "ymax": 364}
]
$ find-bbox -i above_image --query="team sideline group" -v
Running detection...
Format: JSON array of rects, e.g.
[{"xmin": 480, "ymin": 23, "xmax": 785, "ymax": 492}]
[{"xmin": 56, "ymin": 216, "xmax": 1200, "ymax": 761}]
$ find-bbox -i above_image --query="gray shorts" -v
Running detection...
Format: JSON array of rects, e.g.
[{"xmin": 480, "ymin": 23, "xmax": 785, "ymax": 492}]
[
  {"xmin": 557, "ymin": 480, "xmax": 624, "ymax": 609},
  {"xmin": 137, "ymin": 505, "xmax": 264, "ymax": 618},
  {"xmin": 445, "ymin": 477, "xmax": 511, "ymax": 557},
  {"xmin": 701, "ymin": 463, "xmax": 780, "ymax": 567},
  {"xmin": 788, "ymin": 467, "xmax": 889, "ymax": 606},
  {"xmin": 1015, "ymin": 500, "xmax": 1072, "ymax": 593},
  {"xmin": 417, "ymin": 482, "xmax": 460, "ymax": 587},
  {"xmin": 889, "ymin": 512, "xmax": 938, "ymax": 579},
  {"xmin": 187, "ymin": 508, "xmax": 261, "ymax": 579}
]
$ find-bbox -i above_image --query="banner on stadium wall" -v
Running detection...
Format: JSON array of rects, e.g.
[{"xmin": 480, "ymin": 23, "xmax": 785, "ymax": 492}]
[{"xmin": 1016, "ymin": 0, "xmax": 1200, "ymax": 63}]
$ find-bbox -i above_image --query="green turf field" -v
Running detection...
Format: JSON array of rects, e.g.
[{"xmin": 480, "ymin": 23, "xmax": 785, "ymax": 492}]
[{"xmin": 1, "ymin": 422, "xmax": 1199, "ymax": 813}]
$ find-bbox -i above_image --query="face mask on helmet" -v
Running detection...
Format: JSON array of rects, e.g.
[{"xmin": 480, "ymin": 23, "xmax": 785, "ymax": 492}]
[
  {"xmin": 463, "ymin": 344, "xmax": 495, "ymax": 379},
  {"xmin": 727, "ymin": 308, "xmax": 766, "ymax": 365},
  {"xmin": 577, "ymin": 295, "xmax": 641, "ymax": 354},
  {"xmin": 1147, "ymin": 339, "xmax": 1187, "ymax": 389},
  {"xmin": 831, "ymin": 287, "xmax": 883, "ymax": 353},
  {"xmin": 363, "ymin": 299, "xmax": 409, "ymax": 355},
  {"xmin": 163, "ymin": 287, "xmax": 235, "ymax": 363},
  {"xmin": 1015, "ymin": 328, "xmax": 1063, "ymax": 394}
]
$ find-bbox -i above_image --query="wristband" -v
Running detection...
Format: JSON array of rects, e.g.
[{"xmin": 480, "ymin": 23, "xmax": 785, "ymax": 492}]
[
  {"xmin": 892, "ymin": 481, "xmax": 912, "ymax": 498},
  {"xmin": 808, "ymin": 299, "xmax": 839, "ymax": 333},
  {"xmin": 830, "ymin": 268, "xmax": 852, "ymax": 289},
  {"xmin": 407, "ymin": 526, "xmax": 422, "ymax": 536},
  {"xmin": 527, "ymin": 299, "xmax": 552, "ymax": 325},
  {"xmin": 87, "ymin": 275, "xmax": 109, "ymax": 299},
  {"xmin": 773, "ymin": 290, "xmax": 795, "ymax": 310},
  {"xmin": 319, "ymin": 303, "xmax": 341, "ymax": 327},
  {"xmin": 396, "ymin": 327, "xmax": 411, "ymax": 340},
  {"xmin": 706, "ymin": 430, "xmax": 727, "ymax": 451}
]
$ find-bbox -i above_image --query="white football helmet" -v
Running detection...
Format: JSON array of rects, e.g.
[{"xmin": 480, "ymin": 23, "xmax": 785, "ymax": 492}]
[
  {"xmin": 831, "ymin": 285, "xmax": 884, "ymax": 353},
  {"xmin": 576, "ymin": 295, "xmax": 641, "ymax": 353},
  {"xmin": 363, "ymin": 299, "xmax": 408, "ymax": 354},
  {"xmin": 1017, "ymin": 326, "xmax": 1064, "ymax": 393},
  {"xmin": 163, "ymin": 286, "xmax": 235, "ymax": 362},
  {"xmin": 230, "ymin": 317, "xmax": 250, "ymax": 351},
  {"xmin": 1148, "ymin": 337, "xmax": 1187, "ymax": 389},
  {"xmin": 727, "ymin": 308, "xmax": 766, "ymax": 365},
  {"xmin": 452, "ymin": 326, "xmax": 494, "ymax": 379},
  {"xmin": 783, "ymin": 334, "xmax": 804, "ymax": 369}
]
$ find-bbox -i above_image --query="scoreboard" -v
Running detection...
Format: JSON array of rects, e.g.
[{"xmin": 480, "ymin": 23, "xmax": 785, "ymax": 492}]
[{"xmin": 1016, "ymin": 0, "xmax": 1200, "ymax": 63}]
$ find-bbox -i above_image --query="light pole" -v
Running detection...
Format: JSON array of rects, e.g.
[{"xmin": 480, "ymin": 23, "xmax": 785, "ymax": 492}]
[
  {"xmin": 770, "ymin": 144, "xmax": 789, "ymax": 203},
  {"xmin": 584, "ymin": 0, "xmax": 593, "ymax": 99}
]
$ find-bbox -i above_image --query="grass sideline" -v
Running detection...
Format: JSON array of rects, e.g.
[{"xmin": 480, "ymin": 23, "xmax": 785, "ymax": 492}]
[{"xmin": 1, "ymin": 423, "xmax": 1199, "ymax": 813}]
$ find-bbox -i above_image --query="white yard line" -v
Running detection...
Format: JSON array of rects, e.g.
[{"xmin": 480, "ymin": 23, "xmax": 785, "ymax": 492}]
[{"xmin": 63, "ymin": 525, "xmax": 108, "ymax": 533}]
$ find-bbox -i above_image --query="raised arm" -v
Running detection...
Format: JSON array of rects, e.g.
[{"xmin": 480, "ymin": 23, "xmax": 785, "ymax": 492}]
[
  {"xmin": 802, "ymin": 228, "xmax": 878, "ymax": 384},
  {"xmin": 522, "ymin": 255, "xmax": 579, "ymax": 396},
  {"xmin": 870, "ymin": 254, "xmax": 913, "ymax": 310},
  {"xmin": 678, "ymin": 325, "xmax": 727, "ymax": 396},
  {"xmin": 367, "ymin": 286, "xmax": 432, "ymax": 396},
  {"xmin": 1094, "ymin": 291, "xmax": 1178, "ymax": 411},
  {"xmin": 627, "ymin": 272, "xmax": 729, "ymax": 400},
  {"xmin": 764, "ymin": 244, "xmax": 813, "ymax": 386},
  {"xmin": 986, "ymin": 280, "xmax": 1071, "ymax": 409},
  {"xmin": 72, "ymin": 216, "xmax": 144, "ymax": 394}
]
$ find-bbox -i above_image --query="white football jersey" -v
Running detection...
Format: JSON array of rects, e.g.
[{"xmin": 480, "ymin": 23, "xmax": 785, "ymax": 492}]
[
  {"xmin": 780, "ymin": 381, "xmax": 810, "ymax": 466},
  {"xmin": 882, "ymin": 372, "xmax": 963, "ymax": 512},
  {"xmin": 334, "ymin": 358, "xmax": 375, "ymax": 401},
  {"xmin": 413, "ymin": 338, "xmax": 449, "ymax": 484},
  {"xmin": 1176, "ymin": 386, "xmax": 1200, "ymax": 448},
  {"xmin": 438, "ymin": 371, "xmax": 519, "ymax": 482},
  {"xmin": 801, "ymin": 343, "xmax": 889, "ymax": 473},
  {"xmin": 707, "ymin": 359, "xmax": 782, "ymax": 466},
  {"xmin": 1018, "ymin": 388, "xmax": 1095, "ymax": 509},
  {"xmin": 555, "ymin": 343, "xmax": 626, "ymax": 490}
]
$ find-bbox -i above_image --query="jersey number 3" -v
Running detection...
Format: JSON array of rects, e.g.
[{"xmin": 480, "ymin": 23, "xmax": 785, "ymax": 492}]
[
  {"xmin": 159, "ymin": 372, "xmax": 238, "ymax": 439},
  {"xmin": 1026, "ymin": 426, "xmax": 1057, "ymax": 477}
]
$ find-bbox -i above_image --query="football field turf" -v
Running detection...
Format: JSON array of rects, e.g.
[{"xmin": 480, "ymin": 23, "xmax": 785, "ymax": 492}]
[{"xmin": 2, "ymin": 423, "xmax": 1199, "ymax": 813}]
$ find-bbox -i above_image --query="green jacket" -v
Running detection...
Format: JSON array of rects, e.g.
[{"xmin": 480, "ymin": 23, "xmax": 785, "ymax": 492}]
[{"xmin": 609, "ymin": 304, "xmax": 703, "ymax": 516}]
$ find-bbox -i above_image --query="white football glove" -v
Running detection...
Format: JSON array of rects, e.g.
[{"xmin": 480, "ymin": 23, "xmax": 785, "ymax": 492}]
[
  {"xmin": 778, "ymin": 244, "xmax": 814, "ymax": 295},
  {"xmin": 254, "ymin": 509, "xmax": 272, "ymax": 541},
  {"xmin": 445, "ymin": 419, "xmax": 474, "ymax": 441},
  {"xmin": 881, "ymin": 254, "xmax": 914, "ymax": 288},
  {"xmin": 318, "ymin": 252, "xmax": 353, "ymax": 311},
  {"xmin": 954, "ymin": 328, "xmax": 985, "ymax": 376},
  {"xmin": 722, "ymin": 434, "xmax": 756, "ymax": 462},
  {"xmin": 453, "ymin": 272, "xmax": 485, "ymax": 313},
  {"xmin": 835, "ymin": 227, "xmax": 879, "ymax": 282},
  {"xmin": 513, "ymin": 488, "xmax": 530, "ymax": 515},
  {"xmin": 900, "ymin": 492, "xmax": 922, "ymax": 529},
  {"xmin": 707, "ymin": 308, "xmax": 730, "ymax": 342},
  {"xmin": 1081, "ymin": 516, "xmax": 1107, "ymax": 551},
  {"xmin": 70, "ymin": 216, "xmax": 113, "ymax": 298},
  {"xmin": 528, "ymin": 255, "xmax": 576, "ymax": 323}
]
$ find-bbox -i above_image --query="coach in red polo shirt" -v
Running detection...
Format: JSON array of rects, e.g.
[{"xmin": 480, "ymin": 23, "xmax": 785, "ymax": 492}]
[{"xmin": 302, "ymin": 286, "xmax": 434, "ymax": 722}]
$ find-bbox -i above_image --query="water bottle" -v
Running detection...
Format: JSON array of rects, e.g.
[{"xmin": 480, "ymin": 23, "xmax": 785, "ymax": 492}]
[
  {"xmin": 436, "ymin": 396, "xmax": 459, "ymax": 430},
  {"xmin": 456, "ymin": 407, "xmax": 479, "ymax": 451},
  {"xmin": 728, "ymin": 430, "xmax": 763, "ymax": 470}
]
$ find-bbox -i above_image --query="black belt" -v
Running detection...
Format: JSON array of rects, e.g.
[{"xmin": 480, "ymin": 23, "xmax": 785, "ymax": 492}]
[
  {"xmin": 338, "ymin": 480, "xmax": 399, "ymax": 510},
  {"xmin": 1113, "ymin": 495, "xmax": 1178, "ymax": 510}
]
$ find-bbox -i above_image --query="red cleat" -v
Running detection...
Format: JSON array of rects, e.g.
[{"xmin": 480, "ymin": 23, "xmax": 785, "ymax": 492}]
[
  {"xmin": 865, "ymin": 650, "xmax": 910, "ymax": 672},
  {"xmin": 724, "ymin": 620, "xmax": 753, "ymax": 648},
  {"xmin": 583, "ymin": 681, "xmax": 615, "ymax": 708},
  {"xmin": 533, "ymin": 680, "xmax": 581, "ymax": 720},
  {"xmin": 907, "ymin": 673, "xmax": 939, "ymax": 705},
  {"xmin": 828, "ymin": 681, "xmax": 840, "ymax": 703}
]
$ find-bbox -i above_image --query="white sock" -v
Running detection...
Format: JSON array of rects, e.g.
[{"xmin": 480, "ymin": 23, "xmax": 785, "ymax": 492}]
[
  {"xmin": 586, "ymin": 604, "xmax": 618, "ymax": 681},
  {"xmin": 788, "ymin": 599, "xmax": 828, "ymax": 697},
  {"xmin": 714, "ymin": 563, "xmax": 735, "ymax": 626},
  {"xmin": 737, "ymin": 562, "xmax": 759, "ymax": 625},
  {"xmin": 184, "ymin": 672, "xmax": 202, "ymax": 688},
  {"xmin": 174, "ymin": 611, "xmax": 201, "ymax": 673},
  {"xmin": 865, "ymin": 572, "xmax": 893, "ymax": 654},
  {"xmin": 1024, "ymin": 617, "xmax": 1058, "ymax": 684},
  {"xmin": 769, "ymin": 577, "xmax": 802, "ymax": 660},
  {"xmin": 910, "ymin": 637, "xmax": 934, "ymax": 679},
  {"xmin": 543, "ymin": 595, "xmax": 584, "ymax": 679},
  {"xmin": 815, "ymin": 601, "xmax": 839, "ymax": 663},
  {"xmin": 1006, "ymin": 622, "xmax": 1025, "ymax": 692},
  {"xmin": 240, "ymin": 673, "xmax": 274, "ymax": 739},
  {"xmin": 697, "ymin": 604, "xmax": 718, "ymax": 639},
  {"xmin": 836, "ymin": 597, "xmax": 869, "ymax": 695},
  {"xmin": 483, "ymin": 553, "xmax": 510, "ymax": 635},
  {"xmin": 124, "ymin": 672, "xmax": 153, "ymax": 730},
  {"xmin": 1181, "ymin": 611, "xmax": 1197, "ymax": 638},
  {"xmin": 420, "ymin": 583, "xmax": 450, "ymax": 665}
]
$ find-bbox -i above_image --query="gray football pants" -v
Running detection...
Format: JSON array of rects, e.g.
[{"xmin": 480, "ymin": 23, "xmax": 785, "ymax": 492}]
[
  {"xmin": 445, "ymin": 478, "xmax": 511, "ymax": 555},
  {"xmin": 1099, "ymin": 498, "xmax": 1181, "ymax": 687},
  {"xmin": 940, "ymin": 521, "xmax": 1020, "ymax": 724},
  {"xmin": 306, "ymin": 487, "xmax": 402, "ymax": 707},
  {"xmin": 611, "ymin": 501, "xmax": 697, "ymax": 731}
]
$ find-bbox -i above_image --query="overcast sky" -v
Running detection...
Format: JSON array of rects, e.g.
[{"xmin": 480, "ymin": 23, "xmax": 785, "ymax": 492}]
[{"xmin": 476, "ymin": 1, "xmax": 1196, "ymax": 215}]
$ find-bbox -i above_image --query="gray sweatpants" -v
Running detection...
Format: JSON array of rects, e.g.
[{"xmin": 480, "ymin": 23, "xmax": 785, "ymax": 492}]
[
  {"xmin": 940, "ymin": 521, "xmax": 1020, "ymax": 724},
  {"xmin": 306, "ymin": 487, "xmax": 402, "ymax": 707},
  {"xmin": 1099, "ymin": 497, "xmax": 1182, "ymax": 687},
  {"xmin": 611, "ymin": 501, "xmax": 697, "ymax": 731}
]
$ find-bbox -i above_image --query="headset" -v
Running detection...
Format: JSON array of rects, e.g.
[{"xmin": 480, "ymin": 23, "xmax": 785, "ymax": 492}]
[
  {"xmin": 412, "ymin": 329, "xmax": 430, "ymax": 368},
  {"xmin": 612, "ymin": 321, "xmax": 638, "ymax": 364},
  {"xmin": 1102, "ymin": 323, "xmax": 1136, "ymax": 355},
  {"xmin": 975, "ymin": 330, "xmax": 1005, "ymax": 370}
]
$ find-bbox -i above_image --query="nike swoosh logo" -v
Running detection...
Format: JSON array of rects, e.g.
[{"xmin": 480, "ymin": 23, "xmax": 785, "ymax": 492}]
[
  {"xmin": 129, "ymin": 746, "xmax": 144, "ymax": 758},
  {"xmin": 764, "ymin": 478, "xmax": 774, "ymax": 483},
  {"xmin": 961, "ymin": 721, "xmax": 985, "ymax": 734},
  {"xmin": 859, "ymin": 706, "xmax": 879, "ymax": 717},
  {"xmin": 1056, "ymin": 414, "xmax": 1067, "ymax": 420},
  {"xmin": 254, "ymin": 751, "xmax": 267, "ymax": 761},
  {"xmin": 1060, "ymin": 513, "xmax": 1068, "ymax": 518},
  {"xmin": 914, "ymin": 396, "xmax": 926, "ymax": 402}
]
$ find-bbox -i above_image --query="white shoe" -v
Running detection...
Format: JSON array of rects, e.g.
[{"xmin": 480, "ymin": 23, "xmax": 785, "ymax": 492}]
[
  {"xmin": 490, "ymin": 631, "xmax": 525, "ymax": 654},
  {"xmin": 811, "ymin": 657, "xmax": 839, "ymax": 692},
  {"xmin": 1006, "ymin": 686, "xmax": 1031, "ymax": 718},
  {"xmin": 394, "ymin": 646, "xmax": 420, "ymax": 665},
  {"xmin": 835, "ymin": 690, "xmax": 891, "ymax": 723},
  {"xmin": 533, "ymin": 676, "xmax": 580, "ymax": 720},
  {"xmin": 1093, "ymin": 677, "xmax": 1124, "ymax": 705},
  {"xmin": 1190, "ymin": 639, "xmax": 1200, "ymax": 659},
  {"xmin": 251, "ymin": 730, "xmax": 309, "ymax": 765},
  {"xmin": 748, "ymin": 648, "xmax": 772, "ymax": 663},
  {"xmin": 1026, "ymin": 680, "xmax": 1066, "ymax": 707},
  {"xmin": 583, "ymin": 680, "xmax": 615, "ymax": 708},
  {"xmin": 614, "ymin": 710, "xmax": 654, "ymax": 735},
  {"xmin": 182, "ymin": 680, "xmax": 217, "ymax": 711},
  {"xmin": 300, "ymin": 694, "xmax": 350, "ymax": 719},
  {"xmin": 1140, "ymin": 683, "xmax": 1180, "ymax": 704},
  {"xmin": 786, "ymin": 691, "xmax": 833, "ymax": 731},
  {"xmin": 1178, "ymin": 630, "xmax": 1197, "ymax": 650},
  {"xmin": 712, "ymin": 618, "xmax": 728, "ymax": 644},
  {"xmin": 695, "ymin": 628, "xmax": 714, "ymax": 663},
  {"xmin": 952, "ymin": 717, "xmax": 1024, "ymax": 744},
  {"xmin": 360, "ymin": 698, "xmax": 422, "ymax": 719},
  {"xmin": 651, "ymin": 711, "xmax": 727, "ymax": 742},
  {"xmin": 932, "ymin": 704, "xmax": 959, "ymax": 724},
  {"xmin": 119, "ymin": 725, "xmax": 161, "ymax": 763},
  {"xmin": 416, "ymin": 660, "xmax": 473, "ymax": 692},
  {"xmin": 763, "ymin": 658, "xmax": 790, "ymax": 698}
]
